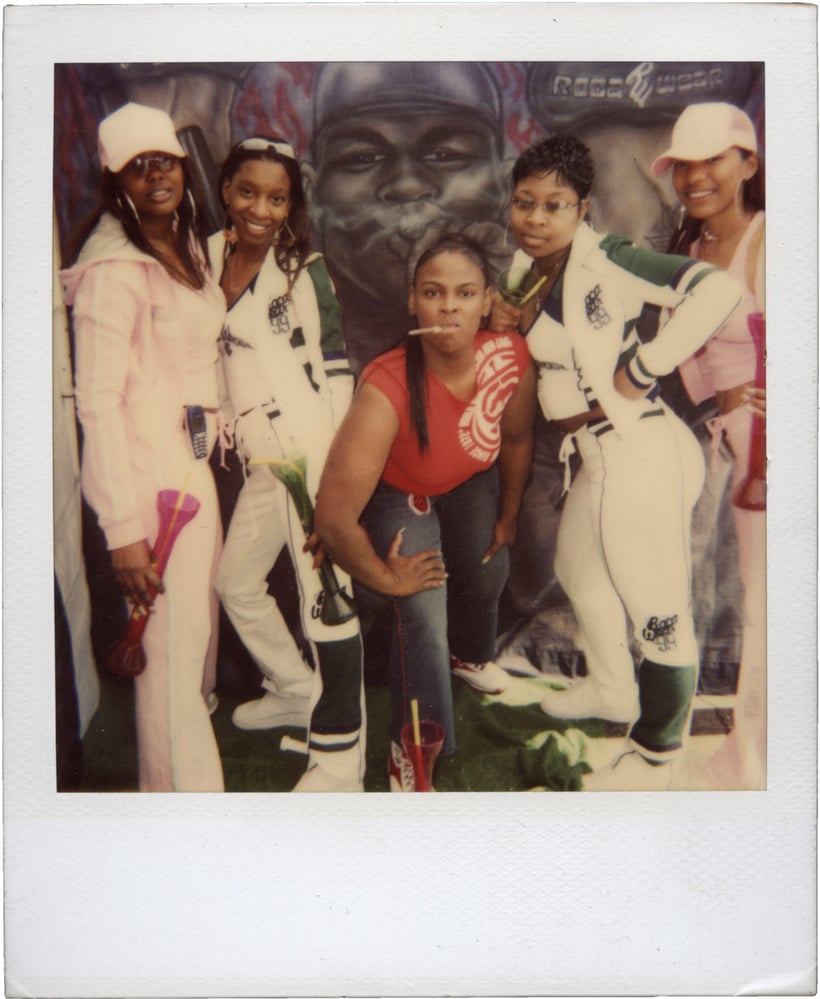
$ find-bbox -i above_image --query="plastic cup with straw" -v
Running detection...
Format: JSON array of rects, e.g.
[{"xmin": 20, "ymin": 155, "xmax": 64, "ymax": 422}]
[
  {"xmin": 400, "ymin": 698, "xmax": 445, "ymax": 792},
  {"xmin": 102, "ymin": 474, "xmax": 200, "ymax": 678}
]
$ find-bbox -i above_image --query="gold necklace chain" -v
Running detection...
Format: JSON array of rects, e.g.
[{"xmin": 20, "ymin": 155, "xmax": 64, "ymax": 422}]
[
  {"xmin": 533, "ymin": 248, "xmax": 570, "ymax": 312},
  {"xmin": 223, "ymin": 252, "xmax": 262, "ymax": 299}
]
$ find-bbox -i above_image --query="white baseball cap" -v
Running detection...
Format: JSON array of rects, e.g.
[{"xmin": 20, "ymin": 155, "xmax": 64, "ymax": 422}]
[
  {"xmin": 652, "ymin": 102, "xmax": 758, "ymax": 176},
  {"xmin": 98, "ymin": 102, "xmax": 186, "ymax": 173}
]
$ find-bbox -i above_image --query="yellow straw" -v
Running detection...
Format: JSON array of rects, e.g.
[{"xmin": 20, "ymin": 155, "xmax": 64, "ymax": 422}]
[
  {"xmin": 411, "ymin": 698, "xmax": 422, "ymax": 748},
  {"xmin": 516, "ymin": 274, "xmax": 547, "ymax": 307}
]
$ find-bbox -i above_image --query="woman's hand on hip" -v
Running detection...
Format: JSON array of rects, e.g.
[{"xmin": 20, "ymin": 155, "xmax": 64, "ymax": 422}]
[
  {"xmin": 383, "ymin": 528, "xmax": 447, "ymax": 596},
  {"xmin": 111, "ymin": 539, "xmax": 164, "ymax": 610},
  {"xmin": 482, "ymin": 517, "xmax": 517, "ymax": 564}
]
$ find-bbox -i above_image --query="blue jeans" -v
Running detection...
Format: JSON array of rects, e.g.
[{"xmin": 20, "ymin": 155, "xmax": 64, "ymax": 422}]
[{"xmin": 359, "ymin": 467, "xmax": 509, "ymax": 755}]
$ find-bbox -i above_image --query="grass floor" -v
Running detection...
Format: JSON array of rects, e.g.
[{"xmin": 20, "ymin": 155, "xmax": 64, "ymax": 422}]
[{"xmin": 77, "ymin": 666, "xmax": 732, "ymax": 793}]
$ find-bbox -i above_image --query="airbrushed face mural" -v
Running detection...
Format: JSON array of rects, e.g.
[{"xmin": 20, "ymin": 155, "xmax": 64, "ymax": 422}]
[{"xmin": 54, "ymin": 60, "xmax": 763, "ymax": 375}]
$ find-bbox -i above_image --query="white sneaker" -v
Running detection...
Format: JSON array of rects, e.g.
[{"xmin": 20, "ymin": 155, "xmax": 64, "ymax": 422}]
[
  {"xmin": 293, "ymin": 744, "xmax": 364, "ymax": 792},
  {"xmin": 450, "ymin": 655, "xmax": 510, "ymax": 695},
  {"xmin": 293, "ymin": 764, "xmax": 363, "ymax": 793},
  {"xmin": 582, "ymin": 749, "xmax": 673, "ymax": 792},
  {"xmin": 231, "ymin": 691, "xmax": 311, "ymax": 731},
  {"xmin": 540, "ymin": 678, "xmax": 639, "ymax": 724}
]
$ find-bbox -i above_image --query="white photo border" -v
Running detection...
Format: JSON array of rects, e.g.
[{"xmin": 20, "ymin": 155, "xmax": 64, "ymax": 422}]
[{"xmin": 3, "ymin": 3, "xmax": 817, "ymax": 996}]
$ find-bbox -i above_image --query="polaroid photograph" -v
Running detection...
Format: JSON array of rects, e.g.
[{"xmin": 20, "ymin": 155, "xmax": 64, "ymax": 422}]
[{"xmin": 3, "ymin": 3, "xmax": 817, "ymax": 997}]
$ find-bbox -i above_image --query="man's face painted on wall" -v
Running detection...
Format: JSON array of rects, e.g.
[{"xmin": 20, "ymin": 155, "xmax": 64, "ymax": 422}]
[{"xmin": 305, "ymin": 110, "xmax": 508, "ymax": 308}]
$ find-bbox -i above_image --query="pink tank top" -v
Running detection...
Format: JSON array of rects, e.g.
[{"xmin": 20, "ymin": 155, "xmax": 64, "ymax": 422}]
[{"xmin": 678, "ymin": 211, "xmax": 764, "ymax": 405}]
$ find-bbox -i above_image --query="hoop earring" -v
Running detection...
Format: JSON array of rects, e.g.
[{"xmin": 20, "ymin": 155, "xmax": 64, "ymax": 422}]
[
  {"xmin": 276, "ymin": 218, "xmax": 296, "ymax": 247},
  {"xmin": 733, "ymin": 180, "xmax": 747, "ymax": 218},
  {"xmin": 185, "ymin": 188, "xmax": 198, "ymax": 226},
  {"xmin": 222, "ymin": 211, "xmax": 238, "ymax": 247},
  {"xmin": 172, "ymin": 210, "xmax": 180, "ymax": 235},
  {"xmin": 116, "ymin": 191, "xmax": 140, "ymax": 224}
]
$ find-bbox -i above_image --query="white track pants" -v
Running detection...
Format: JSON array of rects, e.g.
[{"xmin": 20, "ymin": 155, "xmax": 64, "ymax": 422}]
[{"xmin": 555, "ymin": 405, "xmax": 705, "ymax": 754}]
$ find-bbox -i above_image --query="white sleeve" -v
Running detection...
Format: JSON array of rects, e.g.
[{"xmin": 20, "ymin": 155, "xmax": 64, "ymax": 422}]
[{"xmin": 627, "ymin": 266, "xmax": 743, "ymax": 388}]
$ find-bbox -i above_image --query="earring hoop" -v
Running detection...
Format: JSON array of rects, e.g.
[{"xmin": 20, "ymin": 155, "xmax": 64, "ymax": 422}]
[
  {"xmin": 222, "ymin": 211, "xmax": 238, "ymax": 247},
  {"xmin": 116, "ymin": 190, "xmax": 140, "ymax": 224},
  {"xmin": 276, "ymin": 218, "xmax": 296, "ymax": 247},
  {"xmin": 186, "ymin": 188, "xmax": 198, "ymax": 225}
]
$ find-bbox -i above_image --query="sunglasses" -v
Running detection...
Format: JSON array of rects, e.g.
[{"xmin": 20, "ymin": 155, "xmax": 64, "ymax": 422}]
[
  {"xmin": 123, "ymin": 154, "xmax": 180, "ymax": 178},
  {"xmin": 511, "ymin": 196, "xmax": 581, "ymax": 216}
]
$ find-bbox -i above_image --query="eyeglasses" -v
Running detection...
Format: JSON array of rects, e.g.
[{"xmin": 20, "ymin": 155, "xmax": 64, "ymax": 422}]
[
  {"xmin": 511, "ymin": 196, "xmax": 581, "ymax": 216},
  {"xmin": 238, "ymin": 137, "xmax": 296, "ymax": 160},
  {"xmin": 123, "ymin": 154, "xmax": 179, "ymax": 178}
]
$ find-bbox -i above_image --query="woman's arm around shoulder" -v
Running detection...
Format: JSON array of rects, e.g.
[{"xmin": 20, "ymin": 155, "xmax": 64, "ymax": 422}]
[{"xmin": 314, "ymin": 381, "xmax": 446, "ymax": 596}]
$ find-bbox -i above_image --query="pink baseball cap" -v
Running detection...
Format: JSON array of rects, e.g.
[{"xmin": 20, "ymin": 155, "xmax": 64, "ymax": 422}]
[
  {"xmin": 652, "ymin": 102, "xmax": 758, "ymax": 176},
  {"xmin": 98, "ymin": 102, "xmax": 186, "ymax": 173}
]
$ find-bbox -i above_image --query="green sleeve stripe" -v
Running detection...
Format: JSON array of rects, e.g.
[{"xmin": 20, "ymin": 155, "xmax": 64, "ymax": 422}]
[
  {"xmin": 307, "ymin": 256, "xmax": 347, "ymax": 354},
  {"xmin": 599, "ymin": 232, "xmax": 709, "ymax": 289},
  {"xmin": 683, "ymin": 263, "xmax": 719, "ymax": 291},
  {"xmin": 633, "ymin": 353, "xmax": 655, "ymax": 380}
]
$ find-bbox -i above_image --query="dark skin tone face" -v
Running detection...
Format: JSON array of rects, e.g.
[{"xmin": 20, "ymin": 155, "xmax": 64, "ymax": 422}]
[{"xmin": 306, "ymin": 112, "xmax": 508, "ymax": 306}]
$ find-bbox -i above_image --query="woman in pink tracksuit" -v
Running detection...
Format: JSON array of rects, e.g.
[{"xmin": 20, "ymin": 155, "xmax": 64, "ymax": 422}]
[{"xmin": 62, "ymin": 103, "xmax": 226, "ymax": 791}]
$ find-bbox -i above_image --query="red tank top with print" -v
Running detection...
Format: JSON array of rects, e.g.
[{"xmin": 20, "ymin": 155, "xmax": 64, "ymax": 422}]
[{"xmin": 360, "ymin": 330, "xmax": 530, "ymax": 496}]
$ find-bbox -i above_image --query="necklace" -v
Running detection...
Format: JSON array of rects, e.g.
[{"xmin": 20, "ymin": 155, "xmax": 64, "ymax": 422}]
[
  {"xmin": 702, "ymin": 213, "xmax": 754, "ymax": 243},
  {"xmin": 532, "ymin": 247, "xmax": 570, "ymax": 312},
  {"xmin": 222, "ymin": 251, "xmax": 262, "ymax": 300}
]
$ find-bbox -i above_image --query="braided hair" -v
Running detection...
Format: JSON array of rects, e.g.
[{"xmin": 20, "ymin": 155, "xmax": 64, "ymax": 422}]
[{"xmin": 406, "ymin": 232, "xmax": 491, "ymax": 453}]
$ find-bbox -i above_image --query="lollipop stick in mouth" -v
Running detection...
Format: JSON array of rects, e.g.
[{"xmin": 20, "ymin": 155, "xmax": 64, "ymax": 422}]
[{"xmin": 408, "ymin": 326, "xmax": 443, "ymax": 336}]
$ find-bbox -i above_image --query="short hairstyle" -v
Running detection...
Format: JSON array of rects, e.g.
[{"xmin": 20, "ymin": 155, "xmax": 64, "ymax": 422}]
[{"xmin": 512, "ymin": 134, "xmax": 595, "ymax": 201}]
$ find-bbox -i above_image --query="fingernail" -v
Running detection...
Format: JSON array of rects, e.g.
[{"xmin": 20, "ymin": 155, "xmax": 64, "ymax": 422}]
[{"xmin": 481, "ymin": 555, "xmax": 491, "ymax": 565}]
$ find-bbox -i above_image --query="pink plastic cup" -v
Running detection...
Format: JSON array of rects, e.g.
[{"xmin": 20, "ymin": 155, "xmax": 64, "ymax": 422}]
[{"xmin": 400, "ymin": 719, "xmax": 445, "ymax": 792}]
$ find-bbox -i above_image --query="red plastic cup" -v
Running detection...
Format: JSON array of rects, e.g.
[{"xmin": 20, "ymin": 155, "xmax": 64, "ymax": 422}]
[{"xmin": 400, "ymin": 719, "xmax": 445, "ymax": 792}]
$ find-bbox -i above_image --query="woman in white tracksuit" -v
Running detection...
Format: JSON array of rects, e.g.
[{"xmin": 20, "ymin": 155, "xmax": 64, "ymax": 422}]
[
  {"xmin": 492, "ymin": 135, "xmax": 741, "ymax": 790},
  {"xmin": 212, "ymin": 136, "xmax": 364, "ymax": 792},
  {"xmin": 62, "ymin": 103, "xmax": 226, "ymax": 792}
]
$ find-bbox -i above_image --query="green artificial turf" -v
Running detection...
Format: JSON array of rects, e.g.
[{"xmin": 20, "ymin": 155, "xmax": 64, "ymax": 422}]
[{"xmin": 77, "ymin": 668, "xmax": 617, "ymax": 793}]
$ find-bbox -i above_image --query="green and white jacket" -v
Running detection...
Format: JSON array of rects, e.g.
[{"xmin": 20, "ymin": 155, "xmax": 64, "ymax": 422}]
[{"xmin": 519, "ymin": 223, "xmax": 742, "ymax": 437}]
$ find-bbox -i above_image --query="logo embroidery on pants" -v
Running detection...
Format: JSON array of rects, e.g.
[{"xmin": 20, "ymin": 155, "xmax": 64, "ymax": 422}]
[
  {"xmin": 642, "ymin": 614, "xmax": 678, "ymax": 652},
  {"xmin": 311, "ymin": 590, "xmax": 325, "ymax": 620}
]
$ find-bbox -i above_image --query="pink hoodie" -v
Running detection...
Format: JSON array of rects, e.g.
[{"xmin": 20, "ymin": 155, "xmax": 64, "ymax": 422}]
[{"xmin": 61, "ymin": 213, "xmax": 225, "ymax": 549}]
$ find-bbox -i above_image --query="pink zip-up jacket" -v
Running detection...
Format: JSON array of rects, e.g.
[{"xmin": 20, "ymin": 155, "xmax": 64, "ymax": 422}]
[{"xmin": 61, "ymin": 213, "xmax": 225, "ymax": 550}]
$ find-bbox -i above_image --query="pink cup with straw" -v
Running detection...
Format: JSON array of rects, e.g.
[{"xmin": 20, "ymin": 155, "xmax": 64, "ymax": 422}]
[{"xmin": 401, "ymin": 699, "xmax": 445, "ymax": 792}]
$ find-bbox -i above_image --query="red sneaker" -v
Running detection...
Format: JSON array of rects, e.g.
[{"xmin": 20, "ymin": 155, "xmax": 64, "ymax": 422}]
[{"xmin": 450, "ymin": 655, "xmax": 510, "ymax": 695}]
